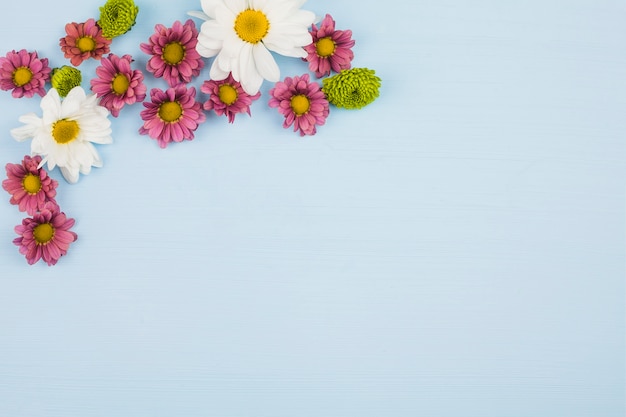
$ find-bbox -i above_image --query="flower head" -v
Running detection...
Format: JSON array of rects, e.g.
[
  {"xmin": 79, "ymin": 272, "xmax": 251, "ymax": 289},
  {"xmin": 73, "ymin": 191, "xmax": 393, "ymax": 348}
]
[
  {"xmin": 191, "ymin": 0, "xmax": 315, "ymax": 95},
  {"xmin": 139, "ymin": 85, "xmax": 206, "ymax": 148},
  {"xmin": 98, "ymin": 0, "xmax": 139, "ymax": 39},
  {"xmin": 140, "ymin": 19, "xmax": 204, "ymax": 87},
  {"xmin": 322, "ymin": 67, "xmax": 381, "ymax": 109},
  {"xmin": 13, "ymin": 202, "xmax": 77, "ymax": 266},
  {"xmin": 269, "ymin": 74, "xmax": 329, "ymax": 136},
  {"xmin": 90, "ymin": 54, "xmax": 146, "ymax": 117},
  {"xmin": 10, "ymin": 86, "xmax": 112, "ymax": 184},
  {"xmin": 51, "ymin": 66, "xmax": 82, "ymax": 98},
  {"xmin": 201, "ymin": 73, "xmax": 261, "ymax": 123},
  {"xmin": 303, "ymin": 14, "xmax": 355, "ymax": 78},
  {"xmin": 2, "ymin": 155, "xmax": 58, "ymax": 216},
  {"xmin": 60, "ymin": 18, "xmax": 111, "ymax": 66},
  {"xmin": 0, "ymin": 49, "xmax": 51, "ymax": 98}
]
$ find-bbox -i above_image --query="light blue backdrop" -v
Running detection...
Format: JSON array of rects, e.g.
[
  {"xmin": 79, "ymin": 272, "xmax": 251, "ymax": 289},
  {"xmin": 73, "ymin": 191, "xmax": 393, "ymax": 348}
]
[{"xmin": 0, "ymin": 1, "xmax": 624, "ymax": 416}]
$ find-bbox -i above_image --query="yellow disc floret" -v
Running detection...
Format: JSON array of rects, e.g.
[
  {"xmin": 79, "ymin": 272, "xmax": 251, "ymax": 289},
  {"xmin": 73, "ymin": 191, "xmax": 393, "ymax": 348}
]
[
  {"xmin": 218, "ymin": 84, "xmax": 238, "ymax": 105},
  {"xmin": 13, "ymin": 67, "xmax": 33, "ymax": 87},
  {"xmin": 22, "ymin": 174, "xmax": 42, "ymax": 194},
  {"xmin": 33, "ymin": 223, "xmax": 55, "ymax": 245},
  {"xmin": 290, "ymin": 94, "xmax": 310, "ymax": 115},
  {"xmin": 162, "ymin": 42, "xmax": 185, "ymax": 65},
  {"xmin": 52, "ymin": 119, "xmax": 80, "ymax": 144},
  {"xmin": 315, "ymin": 37, "xmax": 336, "ymax": 57},
  {"xmin": 159, "ymin": 101, "xmax": 183, "ymax": 122},
  {"xmin": 234, "ymin": 9, "xmax": 270, "ymax": 44}
]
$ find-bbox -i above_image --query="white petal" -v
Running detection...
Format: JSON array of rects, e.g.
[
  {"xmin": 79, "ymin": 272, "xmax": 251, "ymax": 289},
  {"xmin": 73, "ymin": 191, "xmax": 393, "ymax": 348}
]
[
  {"xmin": 223, "ymin": 0, "xmax": 247, "ymax": 16},
  {"xmin": 10, "ymin": 113, "xmax": 41, "ymax": 141},
  {"xmin": 200, "ymin": 0, "xmax": 223, "ymax": 18},
  {"xmin": 240, "ymin": 63, "xmax": 264, "ymax": 95},
  {"xmin": 41, "ymin": 89, "xmax": 62, "ymax": 125},
  {"xmin": 252, "ymin": 43, "xmax": 279, "ymax": 82},
  {"xmin": 60, "ymin": 166, "xmax": 79, "ymax": 184},
  {"xmin": 210, "ymin": 55, "xmax": 230, "ymax": 80},
  {"xmin": 188, "ymin": 10, "xmax": 210, "ymax": 21}
]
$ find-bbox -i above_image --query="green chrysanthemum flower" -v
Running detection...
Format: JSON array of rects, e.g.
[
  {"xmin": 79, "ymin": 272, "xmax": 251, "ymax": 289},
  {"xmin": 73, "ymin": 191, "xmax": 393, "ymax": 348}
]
[
  {"xmin": 322, "ymin": 68, "xmax": 381, "ymax": 109},
  {"xmin": 51, "ymin": 66, "xmax": 82, "ymax": 98},
  {"xmin": 98, "ymin": 0, "xmax": 139, "ymax": 39}
]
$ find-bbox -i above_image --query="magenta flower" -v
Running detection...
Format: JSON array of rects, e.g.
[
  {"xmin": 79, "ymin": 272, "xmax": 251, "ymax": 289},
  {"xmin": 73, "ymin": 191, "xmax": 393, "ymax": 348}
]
[
  {"xmin": 90, "ymin": 54, "xmax": 147, "ymax": 117},
  {"xmin": 139, "ymin": 85, "xmax": 206, "ymax": 148},
  {"xmin": 140, "ymin": 19, "xmax": 204, "ymax": 87},
  {"xmin": 201, "ymin": 73, "xmax": 261, "ymax": 123},
  {"xmin": 2, "ymin": 155, "xmax": 58, "ymax": 216},
  {"xmin": 303, "ymin": 14, "xmax": 355, "ymax": 78},
  {"xmin": 13, "ymin": 202, "xmax": 77, "ymax": 266},
  {"xmin": 0, "ymin": 49, "xmax": 51, "ymax": 98},
  {"xmin": 269, "ymin": 74, "xmax": 329, "ymax": 136},
  {"xmin": 60, "ymin": 18, "xmax": 111, "ymax": 66}
]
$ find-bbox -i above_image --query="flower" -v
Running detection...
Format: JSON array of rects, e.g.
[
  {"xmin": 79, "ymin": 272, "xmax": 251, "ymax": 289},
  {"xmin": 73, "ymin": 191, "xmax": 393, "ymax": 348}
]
[
  {"xmin": 50, "ymin": 66, "xmax": 82, "ymax": 98},
  {"xmin": 0, "ymin": 49, "xmax": 51, "ymax": 98},
  {"xmin": 201, "ymin": 73, "xmax": 261, "ymax": 123},
  {"xmin": 90, "ymin": 54, "xmax": 146, "ymax": 117},
  {"xmin": 13, "ymin": 202, "xmax": 77, "ymax": 266},
  {"xmin": 321, "ymin": 67, "xmax": 381, "ymax": 109},
  {"xmin": 191, "ymin": 0, "xmax": 315, "ymax": 95},
  {"xmin": 98, "ymin": 0, "xmax": 139, "ymax": 39},
  {"xmin": 303, "ymin": 14, "xmax": 355, "ymax": 78},
  {"xmin": 2, "ymin": 155, "xmax": 58, "ymax": 215},
  {"xmin": 10, "ymin": 86, "xmax": 112, "ymax": 184},
  {"xmin": 139, "ymin": 85, "xmax": 206, "ymax": 148},
  {"xmin": 140, "ymin": 19, "xmax": 204, "ymax": 87},
  {"xmin": 268, "ymin": 73, "xmax": 329, "ymax": 136},
  {"xmin": 60, "ymin": 18, "xmax": 111, "ymax": 66}
]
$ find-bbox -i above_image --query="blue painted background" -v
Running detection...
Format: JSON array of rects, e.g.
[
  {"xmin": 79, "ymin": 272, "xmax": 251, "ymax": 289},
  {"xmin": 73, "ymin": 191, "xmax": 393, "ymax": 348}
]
[{"xmin": 0, "ymin": 1, "xmax": 624, "ymax": 416}]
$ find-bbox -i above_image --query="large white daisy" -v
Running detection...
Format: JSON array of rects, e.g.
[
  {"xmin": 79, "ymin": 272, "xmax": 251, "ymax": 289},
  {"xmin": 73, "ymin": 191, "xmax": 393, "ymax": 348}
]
[
  {"xmin": 11, "ymin": 87, "xmax": 112, "ymax": 184},
  {"xmin": 190, "ymin": 0, "xmax": 315, "ymax": 94}
]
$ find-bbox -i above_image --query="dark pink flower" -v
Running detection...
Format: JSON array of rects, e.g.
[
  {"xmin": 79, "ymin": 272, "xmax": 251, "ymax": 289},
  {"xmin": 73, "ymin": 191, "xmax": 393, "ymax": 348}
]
[
  {"xmin": 90, "ymin": 54, "xmax": 146, "ymax": 117},
  {"xmin": 201, "ymin": 73, "xmax": 261, "ymax": 123},
  {"xmin": 140, "ymin": 19, "xmax": 204, "ymax": 87},
  {"xmin": 0, "ymin": 49, "xmax": 51, "ymax": 98},
  {"xmin": 60, "ymin": 18, "xmax": 111, "ymax": 66},
  {"xmin": 13, "ymin": 202, "xmax": 77, "ymax": 266},
  {"xmin": 269, "ymin": 74, "xmax": 329, "ymax": 136},
  {"xmin": 139, "ymin": 85, "xmax": 206, "ymax": 148},
  {"xmin": 303, "ymin": 14, "xmax": 355, "ymax": 78},
  {"xmin": 2, "ymin": 155, "xmax": 58, "ymax": 216}
]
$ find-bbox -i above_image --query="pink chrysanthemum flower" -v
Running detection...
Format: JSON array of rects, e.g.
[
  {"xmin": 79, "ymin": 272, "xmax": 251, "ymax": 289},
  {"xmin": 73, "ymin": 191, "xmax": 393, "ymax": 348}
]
[
  {"xmin": 269, "ymin": 74, "xmax": 329, "ymax": 136},
  {"xmin": 2, "ymin": 155, "xmax": 58, "ymax": 216},
  {"xmin": 60, "ymin": 18, "xmax": 112, "ymax": 66},
  {"xmin": 13, "ymin": 202, "xmax": 78, "ymax": 266},
  {"xmin": 139, "ymin": 85, "xmax": 206, "ymax": 148},
  {"xmin": 140, "ymin": 19, "xmax": 204, "ymax": 87},
  {"xmin": 201, "ymin": 73, "xmax": 261, "ymax": 124},
  {"xmin": 303, "ymin": 14, "xmax": 355, "ymax": 78},
  {"xmin": 0, "ymin": 49, "xmax": 51, "ymax": 98},
  {"xmin": 90, "ymin": 53, "xmax": 147, "ymax": 117}
]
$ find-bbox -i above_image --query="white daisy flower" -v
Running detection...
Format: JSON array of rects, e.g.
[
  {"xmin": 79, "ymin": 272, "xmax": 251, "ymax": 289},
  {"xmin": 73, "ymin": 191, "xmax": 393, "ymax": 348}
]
[
  {"xmin": 190, "ymin": 0, "xmax": 316, "ymax": 94},
  {"xmin": 10, "ymin": 86, "xmax": 112, "ymax": 184}
]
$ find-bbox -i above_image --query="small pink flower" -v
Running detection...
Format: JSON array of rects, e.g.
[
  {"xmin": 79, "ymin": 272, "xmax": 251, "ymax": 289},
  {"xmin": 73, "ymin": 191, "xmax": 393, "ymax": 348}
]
[
  {"xmin": 13, "ymin": 202, "xmax": 77, "ymax": 266},
  {"xmin": 139, "ymin": 85, "xmax": 206, "ymax": 148},
  {"xmin": 60, "ymin": 18, "xmax": 111, "ymax": 66},
  {"xmin": 303, "ymin": 14, "xmax": 355, "ymax": 78},
  {"xmin": 269, "ymin": 74, "xmax": 329, "ymax": 136},
  {"xmin": 2, "ymin": 155, "xmax": 58, "ymax": 216},
  {"xmin": 140, "ymin": 19, "xmax": 204, "ymax": 87},
  {"xmin": 0, "ymin": 49, "xmax": 51, "ymax": 98},
  {"xmin": 201, "ymin": 73, "xmax": 261, "ymax": 123},
  {"xmin": 91, "ymin": 54, "xmax": 147, "ymax": 117}
]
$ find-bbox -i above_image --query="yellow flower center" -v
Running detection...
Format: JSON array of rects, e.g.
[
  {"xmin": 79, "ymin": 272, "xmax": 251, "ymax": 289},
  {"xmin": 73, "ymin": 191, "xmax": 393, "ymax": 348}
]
[
  {"xmin": 316, "ymin": 37, "xmax": 336, "ymax": 57},
  {"xmin": 111, "ymin": 73, "xmax": 129, "ymax": 95},
  {"xmin": 22, "ymin": 173, "xmax": 42, "ymax": 194},
  {"xmin": 33, "ymin": 223, "xmax": 55, "ymax": 245},
  {"xmin": 77, "ymin": 36, "xmax": 96, "ymax": 53},
  {"xmin": 162, "ymin": 42, "xmax": 185, "ymax": 65},
  {"xmin": 13, "ymin": 67, "xmax": 33, "ymax": 87},
  {"xmin": 218, "ymin": 84, "xmax": 238, "ymax": 105},
  {"xmin": 52, "ymin": 119, "xmax": 80, "ymax": 144},
  {"xmin": 234, "ymin": 9, "xmax": 270, "ymax": 44},
  {"xmin": 159, "ymin": 101, "xmax": 183, "ymax": 122},
  {"xmin": 290, "ymin": 94, "xmax": 310, "ymax": 115}
]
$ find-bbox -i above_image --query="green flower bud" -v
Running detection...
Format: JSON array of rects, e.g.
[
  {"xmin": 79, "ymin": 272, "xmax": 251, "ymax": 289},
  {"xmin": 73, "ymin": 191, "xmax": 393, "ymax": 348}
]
[{"xmin": 322, "ymin": 68, "xmax": 381, "ymax": 109}]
